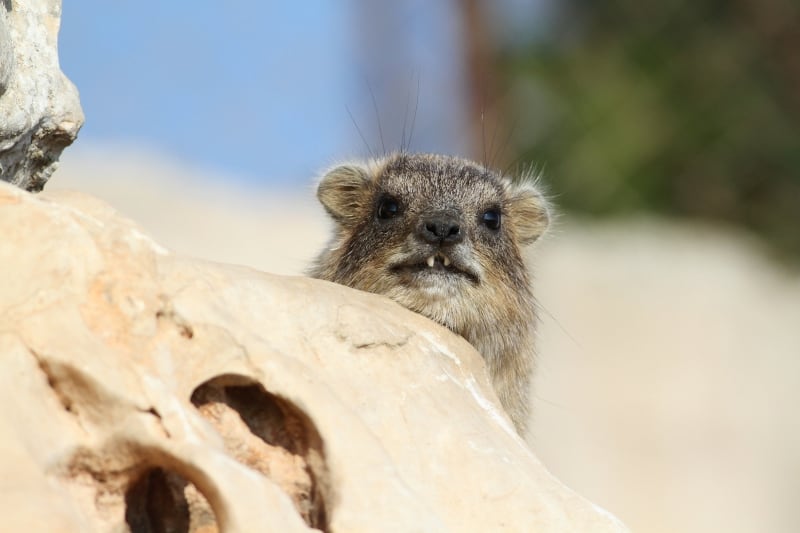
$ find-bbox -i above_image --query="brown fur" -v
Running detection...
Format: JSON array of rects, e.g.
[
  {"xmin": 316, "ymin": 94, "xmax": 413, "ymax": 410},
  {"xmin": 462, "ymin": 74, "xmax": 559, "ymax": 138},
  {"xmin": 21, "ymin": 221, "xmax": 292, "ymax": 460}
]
[{"xmin": 308, "ymin": 152, "xmax": 550, "ymax": 434}]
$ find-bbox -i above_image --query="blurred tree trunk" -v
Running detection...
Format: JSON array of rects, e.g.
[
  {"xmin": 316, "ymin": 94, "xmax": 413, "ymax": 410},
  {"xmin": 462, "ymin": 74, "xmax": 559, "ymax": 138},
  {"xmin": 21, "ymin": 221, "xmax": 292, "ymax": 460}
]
[{"xmin": 458, "ymin": 0, "xmax": 508, "ymax": 169}]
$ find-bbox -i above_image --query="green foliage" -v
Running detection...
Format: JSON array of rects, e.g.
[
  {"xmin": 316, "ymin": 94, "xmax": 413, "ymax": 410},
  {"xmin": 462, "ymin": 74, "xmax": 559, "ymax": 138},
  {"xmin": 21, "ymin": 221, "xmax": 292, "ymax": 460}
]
[{"xmin": 497, "ymin": 0, "xmax": 800, "ymax": 260}]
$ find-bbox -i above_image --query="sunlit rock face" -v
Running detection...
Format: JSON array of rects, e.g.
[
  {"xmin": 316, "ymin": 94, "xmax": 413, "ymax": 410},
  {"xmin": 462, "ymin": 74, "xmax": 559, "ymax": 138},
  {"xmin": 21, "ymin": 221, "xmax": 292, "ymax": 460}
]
[
  {"xmin": 0, "ymin": 182, "xmax": 628, "ymax": 532},
  {"xmin": 0, "ymin": 0, "xmax": 83, "ymax": 192}
]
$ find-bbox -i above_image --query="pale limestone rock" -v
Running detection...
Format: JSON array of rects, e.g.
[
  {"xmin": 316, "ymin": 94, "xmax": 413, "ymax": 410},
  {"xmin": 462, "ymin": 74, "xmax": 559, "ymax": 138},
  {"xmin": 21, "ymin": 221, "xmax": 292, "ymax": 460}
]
[
  {"xmin": 0, "ymin": 0, "xmax": 83, "ymax": 191},
  {"xmin": 0, "ymin": 181, "xmax": 628, "ymax": 532}
]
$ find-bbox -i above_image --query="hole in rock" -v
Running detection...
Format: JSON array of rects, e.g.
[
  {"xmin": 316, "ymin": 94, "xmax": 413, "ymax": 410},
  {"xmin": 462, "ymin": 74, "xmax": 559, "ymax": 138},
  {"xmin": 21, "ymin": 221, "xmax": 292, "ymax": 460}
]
[
  {"xmin": 125, "ymin": 467, "xmax": 216, "ymax": 533},
  {"xmin": 191, "ymin": 374, "xmax": 330, "ymax": 531}
]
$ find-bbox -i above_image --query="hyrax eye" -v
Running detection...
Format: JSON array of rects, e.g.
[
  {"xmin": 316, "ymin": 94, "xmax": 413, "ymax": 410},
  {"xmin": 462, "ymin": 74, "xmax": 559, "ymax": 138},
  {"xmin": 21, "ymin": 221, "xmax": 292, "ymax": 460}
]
[
  {"xmin": 376, "ymin": 196, "xmax": 400, "ymax": 219},
  {"xmin": 481, "ymin": 209, "xmax": 502, "ymax": 230}
]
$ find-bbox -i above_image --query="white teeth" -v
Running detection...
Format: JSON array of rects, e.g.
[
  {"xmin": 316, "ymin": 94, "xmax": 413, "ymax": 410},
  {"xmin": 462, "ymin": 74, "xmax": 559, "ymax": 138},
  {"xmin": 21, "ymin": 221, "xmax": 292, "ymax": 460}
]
[
  {"xmin": 443, "ymin": 256, "xmax": 451, "ymax": 267},
  {"xmin": 426, "ymin": 256, "xmax": 435, "ymax": 268}
]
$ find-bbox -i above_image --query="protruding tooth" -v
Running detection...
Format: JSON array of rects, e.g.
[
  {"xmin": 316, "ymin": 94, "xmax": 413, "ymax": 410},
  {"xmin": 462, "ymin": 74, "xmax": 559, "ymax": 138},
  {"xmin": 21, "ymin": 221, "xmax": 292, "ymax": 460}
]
[
  {"xmin": 426, "ymin": 256, "xmax": 435, "ymax": 268},
  {"xmin": 443, "ymin": 256, "xmax": 451, "ymax": 267}
]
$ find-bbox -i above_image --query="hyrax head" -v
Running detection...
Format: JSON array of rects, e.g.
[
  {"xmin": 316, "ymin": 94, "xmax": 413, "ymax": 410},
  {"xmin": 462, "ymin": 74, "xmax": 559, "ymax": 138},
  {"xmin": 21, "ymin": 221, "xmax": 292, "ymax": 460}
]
[{"xmin": 313, "ymin": 152, "xmax": 550, "ymax": 335}]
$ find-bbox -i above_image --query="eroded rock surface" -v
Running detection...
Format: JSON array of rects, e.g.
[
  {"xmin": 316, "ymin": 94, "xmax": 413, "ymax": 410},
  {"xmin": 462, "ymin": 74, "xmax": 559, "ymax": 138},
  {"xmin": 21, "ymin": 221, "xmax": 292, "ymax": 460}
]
[
  {"xmin": 0, "ymin": 0, "xmax": 83, "ymax": 191},
  {"xmin": 0, "ymin": 181, "xmax": 628, "ymax": 532}
]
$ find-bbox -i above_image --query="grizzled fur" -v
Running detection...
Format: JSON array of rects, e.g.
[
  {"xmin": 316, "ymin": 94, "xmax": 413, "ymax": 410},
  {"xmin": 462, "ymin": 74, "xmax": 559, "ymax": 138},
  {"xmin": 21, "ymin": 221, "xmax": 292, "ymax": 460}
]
[{"xmin": 308, "ymin": 152, "xmax": 550, "ymax": 434}]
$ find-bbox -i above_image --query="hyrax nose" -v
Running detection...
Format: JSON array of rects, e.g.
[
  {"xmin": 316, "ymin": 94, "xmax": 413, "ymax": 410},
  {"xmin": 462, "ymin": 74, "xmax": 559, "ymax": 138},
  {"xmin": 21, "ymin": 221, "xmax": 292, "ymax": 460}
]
[{"xmin": 418, "ymin": 215, "xmax": 463, "ymax": 245}]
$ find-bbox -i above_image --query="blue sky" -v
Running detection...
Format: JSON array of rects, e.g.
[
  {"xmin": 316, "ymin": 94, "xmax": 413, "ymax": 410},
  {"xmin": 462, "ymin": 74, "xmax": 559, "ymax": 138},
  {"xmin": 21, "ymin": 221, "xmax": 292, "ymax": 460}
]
[{"xmin": 58, "ymin": 2, "xmax": 473, "ymax": 187}]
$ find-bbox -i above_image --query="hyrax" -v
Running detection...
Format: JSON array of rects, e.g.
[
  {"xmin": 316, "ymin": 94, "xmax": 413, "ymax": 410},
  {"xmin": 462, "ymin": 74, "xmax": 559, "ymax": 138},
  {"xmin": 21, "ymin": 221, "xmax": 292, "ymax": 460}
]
[{"xmin": 309, "ymin": 152, "xmax": 550, "ymax": 434}]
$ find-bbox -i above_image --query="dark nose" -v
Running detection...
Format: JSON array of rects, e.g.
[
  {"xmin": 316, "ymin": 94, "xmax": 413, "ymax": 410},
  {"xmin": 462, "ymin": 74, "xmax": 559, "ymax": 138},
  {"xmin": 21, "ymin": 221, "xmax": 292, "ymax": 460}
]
[{"xmin": 418, "ymin": 215, "xmax": 463, "ymax": 245}]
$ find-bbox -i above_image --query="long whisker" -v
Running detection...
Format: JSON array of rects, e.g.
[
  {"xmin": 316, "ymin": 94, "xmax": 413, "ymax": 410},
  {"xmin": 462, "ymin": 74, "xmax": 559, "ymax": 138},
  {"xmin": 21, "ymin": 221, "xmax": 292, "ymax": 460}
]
[
  {"xmin": 346, "ymin": 104, "xmax": 375, "ymax": 159},
  {"xmin": 533, "ymin": 294, "xmax": 583, "ymax": 351},
  {"xmin": 407, "ymin": 73, "xmax": 421, "ymax": 152},
  {"xmin": 366, "ymin": 78, "xmax": 386, "ymax": 155},
  {"xmin": 401, "ymin": 74, "xmax": 413, "ymax": 153},
  {"xmin": 494, "ymin": 113, "xmax": 519, "ymax": 172},
  {"xmin": 481, "ymin": 108, "xmax": 487, "ymax": 168}
]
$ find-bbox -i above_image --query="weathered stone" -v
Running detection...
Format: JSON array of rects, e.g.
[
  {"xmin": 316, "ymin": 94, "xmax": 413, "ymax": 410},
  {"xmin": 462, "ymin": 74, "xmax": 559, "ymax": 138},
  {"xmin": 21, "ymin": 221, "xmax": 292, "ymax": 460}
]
[
  {"xmin": 0, "ymin": 0, "xmax": 83, "ymax": 192},
  {"xmin": 0, "ymin": 181, "xmax": 628, "ymax": 531}
]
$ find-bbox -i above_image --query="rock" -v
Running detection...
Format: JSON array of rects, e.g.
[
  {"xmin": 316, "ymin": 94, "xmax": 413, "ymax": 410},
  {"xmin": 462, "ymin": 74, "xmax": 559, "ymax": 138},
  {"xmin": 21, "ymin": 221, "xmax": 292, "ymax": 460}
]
[
  {"xmin": 0, "ymin": 180, "xmax": 628, "ymax": 532},
  {"xmin": 0, "ymin": 0, "xmax": 83, "ymax": 192}
]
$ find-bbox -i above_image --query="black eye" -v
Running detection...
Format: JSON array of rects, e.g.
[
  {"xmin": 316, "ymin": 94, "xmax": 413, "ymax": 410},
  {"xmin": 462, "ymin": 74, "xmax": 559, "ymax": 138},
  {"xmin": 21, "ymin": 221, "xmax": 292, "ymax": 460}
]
[
  {"xmin": 482, "ymin": 209, "xmax": 501, "ymax": 230},
  {"xmin": 377, "ymin": 197, "xmax": 400, "ymax": 219}
]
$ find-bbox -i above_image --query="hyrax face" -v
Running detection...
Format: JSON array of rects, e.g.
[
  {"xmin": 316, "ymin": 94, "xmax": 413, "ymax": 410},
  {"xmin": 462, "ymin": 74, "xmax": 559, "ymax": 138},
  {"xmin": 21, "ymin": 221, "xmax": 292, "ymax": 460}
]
[{"xmin": 311, "ymin": 152, "xmax": 550, "ymax": 338}]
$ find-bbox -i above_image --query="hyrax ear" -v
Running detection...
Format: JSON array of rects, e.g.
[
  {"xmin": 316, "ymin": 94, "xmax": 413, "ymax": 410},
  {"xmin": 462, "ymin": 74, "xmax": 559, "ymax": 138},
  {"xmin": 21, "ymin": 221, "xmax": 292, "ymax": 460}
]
[
  {"xmin": 506, "ymin": 178, "xmax": 551, "ymax": 245},
  {"xmin": 317, "ymin": 163, "xmax": 372, "ymax": 225}
]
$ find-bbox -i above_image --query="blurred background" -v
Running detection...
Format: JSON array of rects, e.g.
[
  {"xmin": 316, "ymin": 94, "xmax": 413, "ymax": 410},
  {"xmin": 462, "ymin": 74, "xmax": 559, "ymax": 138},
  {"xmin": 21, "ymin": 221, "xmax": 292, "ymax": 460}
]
[{"xmin": 50, "ymin": 1, "xmax": 800, "ymax": 532}]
